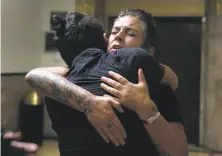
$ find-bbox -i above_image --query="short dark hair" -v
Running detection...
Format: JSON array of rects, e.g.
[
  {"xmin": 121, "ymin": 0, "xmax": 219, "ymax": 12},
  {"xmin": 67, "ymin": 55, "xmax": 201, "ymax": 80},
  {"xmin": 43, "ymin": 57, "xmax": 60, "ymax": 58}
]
[
  {"xmin": 51, "ymin": 12, "xmax": 106, "ymax": 67},
  {"xmin": 117, "ymin": 8, "xmax": 157, "ymax": 49}
]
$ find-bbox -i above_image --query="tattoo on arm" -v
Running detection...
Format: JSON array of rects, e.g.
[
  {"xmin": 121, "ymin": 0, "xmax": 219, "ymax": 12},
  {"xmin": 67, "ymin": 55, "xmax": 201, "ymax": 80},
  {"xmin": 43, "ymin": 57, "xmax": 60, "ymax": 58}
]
[{"xmin": 25, "ymin": 69, "xmax": 94, "ymax": 113}]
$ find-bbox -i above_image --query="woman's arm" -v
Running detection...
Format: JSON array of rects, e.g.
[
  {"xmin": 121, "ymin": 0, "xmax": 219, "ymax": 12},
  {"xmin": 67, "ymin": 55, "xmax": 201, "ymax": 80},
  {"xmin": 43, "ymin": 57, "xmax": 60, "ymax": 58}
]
[
  {"xmin": 161, "ymin": 64, "xmax": 178, "ymax": 91},
  {"xmin": 138, "ymin": 99, "xmax": 188, "ymax": 156},
  {"xmin": 25, "ymin": 68, "xmax": 127, "ymax": 146},
  {"xmin": 128, "ymin": 48, "xmax": 178, "ymax": 91},
  {"xmin": 101, "ymin": 69, "xmax": 188, "ymax": 156},
  {"xmin": 32, "ymin": 67, "xmax": 70, "ymax": 77},
  {"xmin": 25, "ymin": 68, "xmax": 92, "ymax": 112}
]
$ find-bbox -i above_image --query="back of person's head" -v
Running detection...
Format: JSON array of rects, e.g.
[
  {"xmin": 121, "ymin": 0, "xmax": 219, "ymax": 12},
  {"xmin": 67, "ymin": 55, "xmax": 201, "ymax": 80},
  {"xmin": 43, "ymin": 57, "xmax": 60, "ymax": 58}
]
[
  {"xmin": 51, "ymin": 12, "xmax": 106, "ymax": 67},
  {"xmin": 117, "ymin": 9, "xmax": 157, "ymax": 51}
]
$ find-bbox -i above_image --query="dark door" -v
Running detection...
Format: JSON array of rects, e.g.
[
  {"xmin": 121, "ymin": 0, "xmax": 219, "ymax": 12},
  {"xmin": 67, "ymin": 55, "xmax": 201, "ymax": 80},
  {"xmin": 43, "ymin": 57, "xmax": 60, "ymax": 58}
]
[{"xmin": 154, "ymin": 17, "xmax": 201, "ymax": 145}]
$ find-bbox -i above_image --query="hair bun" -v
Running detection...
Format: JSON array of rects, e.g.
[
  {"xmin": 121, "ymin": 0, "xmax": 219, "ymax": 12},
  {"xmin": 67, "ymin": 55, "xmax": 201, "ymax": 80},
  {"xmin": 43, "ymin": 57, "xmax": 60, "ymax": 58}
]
[{"xmin": 51, "ymin": 15, "xmax": 65, "ymax": 32}]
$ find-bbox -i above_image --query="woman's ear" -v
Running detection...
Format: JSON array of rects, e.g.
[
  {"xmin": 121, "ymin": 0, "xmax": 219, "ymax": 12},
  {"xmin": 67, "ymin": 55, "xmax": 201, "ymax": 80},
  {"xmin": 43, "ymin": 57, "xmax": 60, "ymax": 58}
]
[
  {"xmin": 103, "ymin": 33, "xmax": 109, "ymax": 44},
  {"xmin": 148, "ymin": 46, "xmax": 155, "ymax": 56}
]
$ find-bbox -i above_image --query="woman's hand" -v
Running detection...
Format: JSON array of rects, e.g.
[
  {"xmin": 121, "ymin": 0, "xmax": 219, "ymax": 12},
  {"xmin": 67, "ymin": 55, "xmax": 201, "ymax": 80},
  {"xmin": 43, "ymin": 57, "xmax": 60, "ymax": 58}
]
[
  {"xmin": 101, "ymin": 69, "xmax": 154, "ymax": 115},
  {"xmin": 2, "ymin": 131, "xmax": 39, "ymax": 154}
]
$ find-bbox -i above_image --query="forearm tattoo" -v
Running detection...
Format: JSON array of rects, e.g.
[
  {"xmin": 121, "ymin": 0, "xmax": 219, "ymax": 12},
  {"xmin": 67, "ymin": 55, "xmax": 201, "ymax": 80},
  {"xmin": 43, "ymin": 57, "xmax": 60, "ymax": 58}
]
[{"xmin": 26, "ymin": 70, "xmax": 93, "ymax": 113}]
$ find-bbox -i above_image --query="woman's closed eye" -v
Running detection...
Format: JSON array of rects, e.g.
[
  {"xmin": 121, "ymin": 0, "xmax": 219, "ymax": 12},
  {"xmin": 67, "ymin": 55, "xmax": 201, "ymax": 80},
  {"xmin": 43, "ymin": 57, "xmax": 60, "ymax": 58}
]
[
  {"xmin": 111, "ymin": 31, "xmax": 118, "ymax": 35},
  {"xmin": 128, "ymin": 33, "xmax": 136, "ymax": 37}
]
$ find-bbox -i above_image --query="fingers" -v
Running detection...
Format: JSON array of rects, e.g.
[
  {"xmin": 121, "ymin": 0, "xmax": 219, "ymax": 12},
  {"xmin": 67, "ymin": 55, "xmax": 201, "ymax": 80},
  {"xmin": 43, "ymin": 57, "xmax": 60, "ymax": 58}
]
[
  {"xmin": 3, "ymin": 131, "xmax": 21, "ymax": 140},
  {"xmin": 107, "ymin": 113, "xmax": 126, "ymax": 146},
  {"xmin": 95, "ymin": 127, "xmax": 109, "ymax": 143},
  {"xmin": 103, "ymin": 94, "xmax": 124, "ymax": 113},
  {"xmin": 101, "ymin": 83, "xmax": 121, "ymax": 98},
  {"xmin": 111, "ymin": 101, "xmax": 124, "ymax": 113},
  {"xmin": 103, "ymin": 112, "xmax": 126, "ymax": 146},
  {"xmin": 103, "ymin": 94, "xmax": 111, "ymax": 97},
  {"xmin": 102, "ymin": 127, "xmax": 120, "ymax": 146},
  {"xmin": 103, "ymin": 94, "xmax": 120, "ymax": 103},
  {"xmin": 109, "ymin": 126, "xmax": 125, "ymax": 146},
  {"xmin": 11, "ymin": 141, "xmax": 38, "ymax": 153},
  {"xmin": 112, "ymin": 117, "xmax": 127, "ymax": 140},
  {"xmin": 102, "ymin": 120, "xmax": 126, "ymax": 146},
  {"xmin": 87, "ymin": 96, "xmax": 127, "ymax": 147},
  {"xmin": 138, "ymin": 69, "xmax": 147, "ymax": 85},
  {"xmin": 101, "ymin": 76, "xmax": 122, "ymax": 90},
  {"xmin": 108, "ymin": 71, "xmax": 128, "ymax": 85}
]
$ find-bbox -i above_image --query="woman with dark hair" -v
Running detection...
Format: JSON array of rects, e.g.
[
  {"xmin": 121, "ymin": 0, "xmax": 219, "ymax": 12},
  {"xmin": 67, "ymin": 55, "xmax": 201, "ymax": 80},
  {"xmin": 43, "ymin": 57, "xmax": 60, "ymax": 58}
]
[{"xmin": 25, "ymin": 11, "xmax": 186, "ymax": 156}]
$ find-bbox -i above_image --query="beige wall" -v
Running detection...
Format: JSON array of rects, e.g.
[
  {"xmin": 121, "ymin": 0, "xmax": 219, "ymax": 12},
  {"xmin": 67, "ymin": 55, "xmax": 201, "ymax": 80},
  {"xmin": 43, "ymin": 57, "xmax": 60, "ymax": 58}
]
[
  {"xmin": 1, "ymin": 0, "xmax": 76, "ymax": 73},
  {"xmin": 1, "ymin": 0, "xmax": 43, "ymax": 73},
  {"xmin": 106, "ymin": 0, "xmax": 205, "ymax": 17},
  {"xmin": 40, "ymin": 0, "xmax": 76, "ymax": 67},
  {"xmin": 76, "ymin": 0, "xmax": 222, "ymax": 17},
  {"xmin": 1, "ymin": 0, "xmax": 76, "ymax": 137},
  {"xmin": 200, "ymin": 10, "xmax": 222, "ymax": 150}
]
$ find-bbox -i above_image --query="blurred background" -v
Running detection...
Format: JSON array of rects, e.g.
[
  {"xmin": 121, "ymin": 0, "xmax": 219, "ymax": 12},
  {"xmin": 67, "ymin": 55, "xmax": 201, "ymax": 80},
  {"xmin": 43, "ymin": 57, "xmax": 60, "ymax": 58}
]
[{"xmin": 1, "ymin": 0, "xmax": 222, "ymax": 155}]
